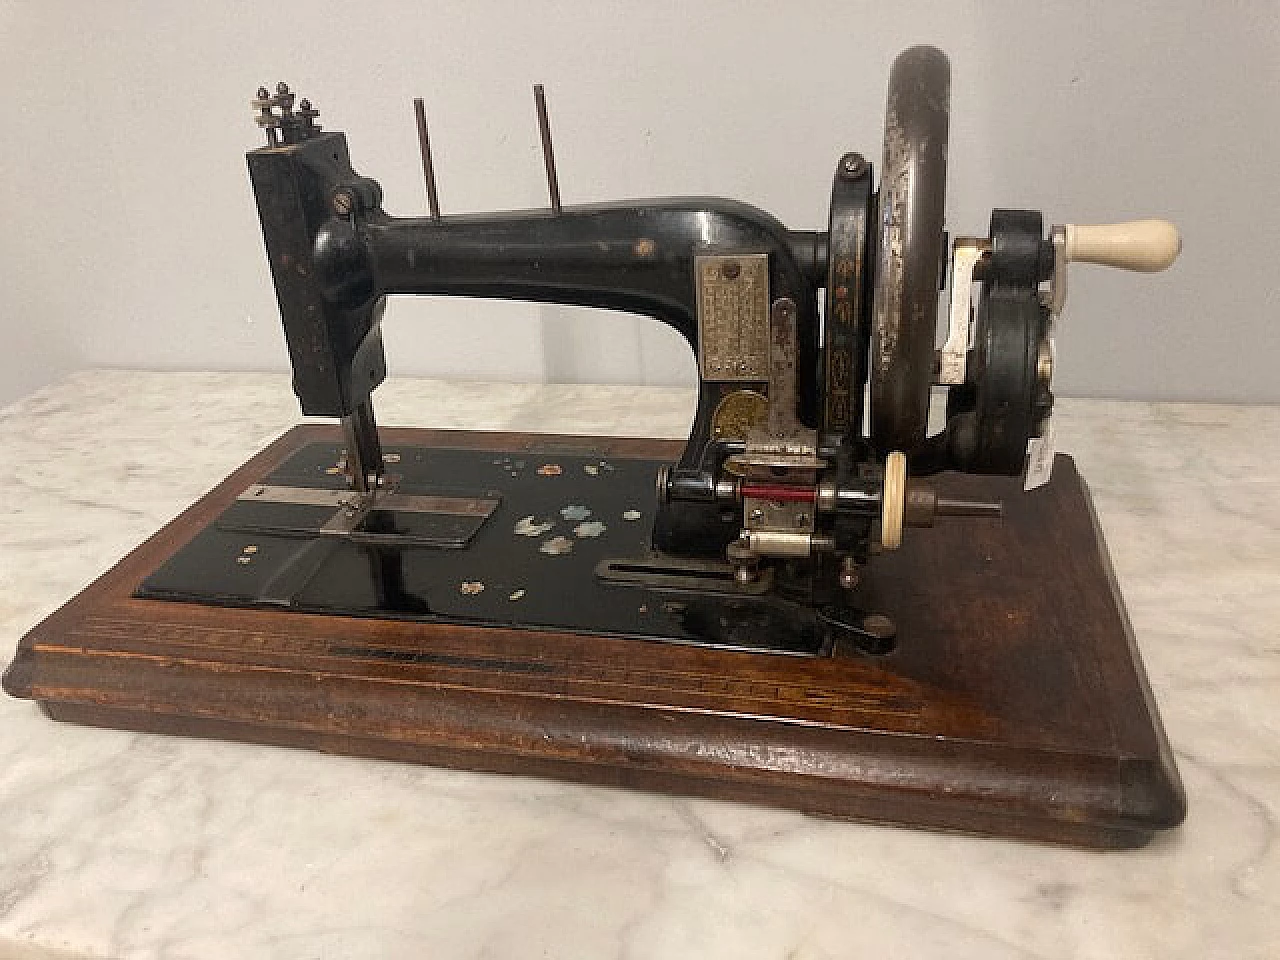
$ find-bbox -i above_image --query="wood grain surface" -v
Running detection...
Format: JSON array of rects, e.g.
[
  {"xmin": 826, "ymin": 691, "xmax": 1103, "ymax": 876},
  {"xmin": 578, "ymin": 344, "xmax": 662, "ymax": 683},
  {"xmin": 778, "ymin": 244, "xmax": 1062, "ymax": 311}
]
[{"xmin": 2, "ymin": 426, "xmax": 1185, "ymax": 848}]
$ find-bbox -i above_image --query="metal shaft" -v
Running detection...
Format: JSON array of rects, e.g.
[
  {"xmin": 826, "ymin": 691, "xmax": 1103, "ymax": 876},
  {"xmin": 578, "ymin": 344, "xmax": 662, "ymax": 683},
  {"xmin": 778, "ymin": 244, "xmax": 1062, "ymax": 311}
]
[
  {"xmin": 532, "ymin": 84, "xmax": 562, "ymax": 214},
  {"xmin": 413, "ymin": 98, "xmax": 442, "ymax": 221},
  {"xmin": 936, "ymin": 497, "xmax": 1003, "ymax": 518},
  {"xmin": 340, "ymin": 400, "xmax": 384, "ymax": 493}
]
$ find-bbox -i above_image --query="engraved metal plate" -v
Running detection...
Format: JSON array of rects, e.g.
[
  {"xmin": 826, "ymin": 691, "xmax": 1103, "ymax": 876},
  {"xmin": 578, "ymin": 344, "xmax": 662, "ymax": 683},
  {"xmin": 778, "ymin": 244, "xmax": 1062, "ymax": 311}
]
[{"xmin": 695, "ymin": 253, "xmax": 770, "ymax": 381}]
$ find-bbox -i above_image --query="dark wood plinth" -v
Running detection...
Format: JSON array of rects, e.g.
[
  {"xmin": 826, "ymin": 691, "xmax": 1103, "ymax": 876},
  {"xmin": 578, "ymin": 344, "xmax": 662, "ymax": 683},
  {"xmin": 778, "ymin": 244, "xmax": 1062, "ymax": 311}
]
[{"xmin": 2, "ymin": 426, "xmax": 1184, "ymax": 848}]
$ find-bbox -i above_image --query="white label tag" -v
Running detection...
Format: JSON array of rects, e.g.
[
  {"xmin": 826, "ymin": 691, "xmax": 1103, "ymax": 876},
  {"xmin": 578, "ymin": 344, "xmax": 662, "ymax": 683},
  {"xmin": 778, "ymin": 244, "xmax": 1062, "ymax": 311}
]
[{"xmin": 1023, "ymin": 420, "xmax": 1056, "ymax": 491}]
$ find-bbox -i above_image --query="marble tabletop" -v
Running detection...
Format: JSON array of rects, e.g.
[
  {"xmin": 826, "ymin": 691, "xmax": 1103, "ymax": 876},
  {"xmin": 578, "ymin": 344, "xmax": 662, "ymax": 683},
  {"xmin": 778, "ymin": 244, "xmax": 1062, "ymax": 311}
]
[{"xmin": 0, "ymin": 371, "xmax": 1276, "ymax": 960}]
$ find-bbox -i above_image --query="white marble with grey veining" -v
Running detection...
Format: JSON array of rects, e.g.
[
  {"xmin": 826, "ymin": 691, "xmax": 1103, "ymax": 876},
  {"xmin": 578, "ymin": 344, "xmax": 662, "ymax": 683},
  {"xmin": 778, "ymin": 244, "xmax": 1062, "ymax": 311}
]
[{"xmin": 0, "ymin": 371, "xmax": 1276, "ymax": 960}]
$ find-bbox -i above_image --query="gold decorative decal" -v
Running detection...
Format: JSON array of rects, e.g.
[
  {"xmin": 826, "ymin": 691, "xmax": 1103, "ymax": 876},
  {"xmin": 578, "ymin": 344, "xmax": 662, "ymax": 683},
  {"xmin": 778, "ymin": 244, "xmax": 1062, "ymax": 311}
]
[{"xmin": 711, "ymin": 389, "xmax": 769, "ymax": 442}]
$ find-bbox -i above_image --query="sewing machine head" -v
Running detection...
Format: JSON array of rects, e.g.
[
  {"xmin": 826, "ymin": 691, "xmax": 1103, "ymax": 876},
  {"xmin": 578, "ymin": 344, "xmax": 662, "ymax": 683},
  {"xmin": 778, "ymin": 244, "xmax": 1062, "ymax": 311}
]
[{"xmin": 245, "ymin": 45, "xmax": 1179, "ymax": 650}]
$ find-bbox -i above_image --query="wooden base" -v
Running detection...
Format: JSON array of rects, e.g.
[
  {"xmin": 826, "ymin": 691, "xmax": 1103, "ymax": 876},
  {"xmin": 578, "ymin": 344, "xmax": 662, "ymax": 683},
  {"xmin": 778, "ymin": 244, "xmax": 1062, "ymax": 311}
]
[{"xmin": 2, "ymin": 426, "xmax": 1185, "ymax": 848}]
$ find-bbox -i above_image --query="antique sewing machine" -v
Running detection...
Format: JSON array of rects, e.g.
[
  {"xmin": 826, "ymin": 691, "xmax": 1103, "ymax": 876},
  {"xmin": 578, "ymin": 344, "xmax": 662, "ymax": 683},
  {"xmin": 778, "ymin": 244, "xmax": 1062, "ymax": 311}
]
[{"xmin": 4, "ymin": 47, "xmax": 1186, "ymax": 847}]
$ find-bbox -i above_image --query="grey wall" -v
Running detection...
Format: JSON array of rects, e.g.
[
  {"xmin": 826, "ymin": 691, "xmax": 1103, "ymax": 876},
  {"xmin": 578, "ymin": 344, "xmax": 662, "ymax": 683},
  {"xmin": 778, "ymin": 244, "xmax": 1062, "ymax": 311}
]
[{"xmin": 2, "ymin": 1, "xmax": 1276, "ymax": 407}]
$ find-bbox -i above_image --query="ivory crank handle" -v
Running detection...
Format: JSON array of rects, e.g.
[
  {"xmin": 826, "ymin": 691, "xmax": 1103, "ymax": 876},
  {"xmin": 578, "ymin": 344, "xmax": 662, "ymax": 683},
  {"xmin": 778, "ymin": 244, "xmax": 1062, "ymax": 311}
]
[
  {"xmin": 1043, "ymin": 218, "xmax": 1181, "ymax": 316},
  {"xmin": 1060, "ymin": 219, "xmax": 1182, "ymax": 273}
]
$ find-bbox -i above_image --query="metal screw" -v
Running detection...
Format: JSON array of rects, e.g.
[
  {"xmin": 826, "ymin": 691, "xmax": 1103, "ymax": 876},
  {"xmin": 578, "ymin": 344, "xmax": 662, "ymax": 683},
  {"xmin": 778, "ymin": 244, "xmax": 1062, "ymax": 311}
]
[
  {"xmin": 332, "ymin": 189, "xmax": 356, "ymax": 216},
  {"xmin": 294, "ymin": 97, "xmax": 321, "ymax": 140},
  {"xmin": 840, "ymin": 152, "xmax": 866, "ymax": 179},
  {"xmin": 727, "ymin": 540, "xmax": 758, "ymax": 584},
  {"xmin": 839, "ymin": 556, "xmax": 860, "ymax": 591}
]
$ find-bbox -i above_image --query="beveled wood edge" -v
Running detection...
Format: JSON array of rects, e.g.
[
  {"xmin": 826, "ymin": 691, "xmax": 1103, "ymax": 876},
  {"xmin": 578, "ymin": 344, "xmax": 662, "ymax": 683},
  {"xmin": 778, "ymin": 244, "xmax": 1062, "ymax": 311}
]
[
  {"xmin": 1077, "ymin": 473, "xmax": 1187, "ymax": 826},
  {"xmin": 11, "ymin": 627, "xmax": 1186, "ymax": 839},
  {"xmin": 40, "ymin": 700, "xmax": 1156, "ymax": 849}
]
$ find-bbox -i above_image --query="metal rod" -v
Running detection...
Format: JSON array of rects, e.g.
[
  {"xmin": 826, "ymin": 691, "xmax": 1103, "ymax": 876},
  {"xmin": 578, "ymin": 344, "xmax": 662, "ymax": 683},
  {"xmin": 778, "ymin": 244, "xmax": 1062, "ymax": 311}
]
[
  {"xmin": 340, "ymin": 400, "xmax": 384, "ymax": 494},
  {"xmin": 936, "ymin": 497, "xmax": 1003, "ymax": 518},
  {"xmin": 766, "ymin": 299, "xmax": 801, "ymax": 436},
  {"xmin": 532, "ymin": 84, "xmax": 562, "ymax": 214},
  {"xmin": 413, "ymin": 97, "xmax": 442, "ymax": 221}
]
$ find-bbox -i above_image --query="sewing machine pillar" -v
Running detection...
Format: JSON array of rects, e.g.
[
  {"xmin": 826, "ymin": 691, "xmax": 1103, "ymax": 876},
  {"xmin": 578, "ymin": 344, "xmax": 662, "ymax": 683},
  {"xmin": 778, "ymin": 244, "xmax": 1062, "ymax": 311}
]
[{"xmin": 247, "ymin": 133, "xmax": 388, "ymax": 420}]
